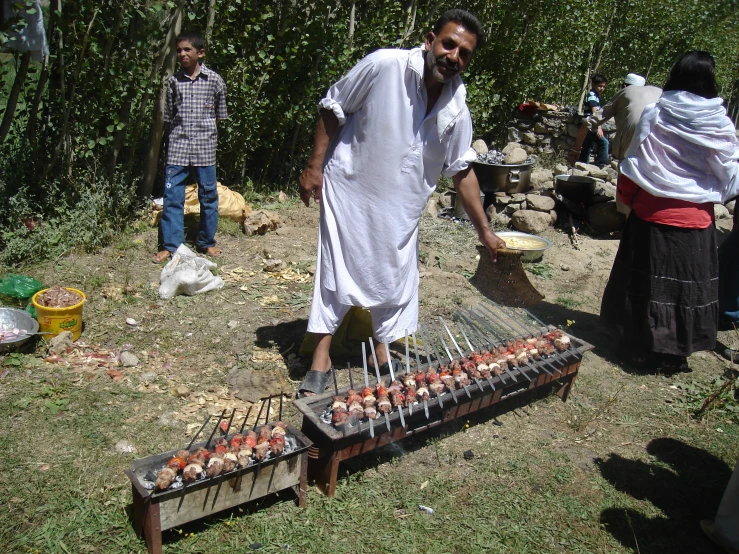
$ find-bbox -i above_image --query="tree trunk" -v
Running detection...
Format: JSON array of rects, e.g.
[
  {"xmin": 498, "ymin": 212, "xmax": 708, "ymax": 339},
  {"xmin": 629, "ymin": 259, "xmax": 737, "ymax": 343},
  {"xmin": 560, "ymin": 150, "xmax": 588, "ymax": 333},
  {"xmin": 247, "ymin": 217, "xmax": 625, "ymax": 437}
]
[
  {"xmin": 348, "ymin": 1, "xmax": 355, "ymax": 43},
  {"xmin": 205, "ymin": 0, "xmax": 217, "ymax": 46},
  {"xmin": 138, "ymin": 8, "xmax": 183, "ymax": 199},
  {"xmin": 0, "ymin": 52, "xmax": 32, "ymax": 144}
]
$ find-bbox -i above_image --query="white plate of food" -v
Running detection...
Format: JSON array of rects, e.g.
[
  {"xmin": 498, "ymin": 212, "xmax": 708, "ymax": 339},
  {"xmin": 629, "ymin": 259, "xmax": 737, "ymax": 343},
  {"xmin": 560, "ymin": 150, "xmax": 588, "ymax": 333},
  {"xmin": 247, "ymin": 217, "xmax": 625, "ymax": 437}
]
[{"xmin": 496, "ymin": 231, "xmax": 552, "ymax": 262}]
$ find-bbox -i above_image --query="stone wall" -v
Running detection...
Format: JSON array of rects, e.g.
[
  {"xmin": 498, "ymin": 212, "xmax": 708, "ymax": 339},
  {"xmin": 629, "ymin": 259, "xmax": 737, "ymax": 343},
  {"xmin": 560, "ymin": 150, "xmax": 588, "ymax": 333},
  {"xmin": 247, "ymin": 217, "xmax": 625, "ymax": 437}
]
[{"xmin": 505, "ymin": 110, "xmax": 616, "ymax": 157}]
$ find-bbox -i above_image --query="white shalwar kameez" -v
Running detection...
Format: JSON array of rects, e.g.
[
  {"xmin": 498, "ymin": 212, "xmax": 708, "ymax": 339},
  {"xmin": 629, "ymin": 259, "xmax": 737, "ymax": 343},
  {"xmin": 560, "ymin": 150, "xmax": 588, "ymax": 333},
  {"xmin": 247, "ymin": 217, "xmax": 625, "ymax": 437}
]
[{"xmin": 307, "ymin": 46, "xmax": 477, "ymax": 342}]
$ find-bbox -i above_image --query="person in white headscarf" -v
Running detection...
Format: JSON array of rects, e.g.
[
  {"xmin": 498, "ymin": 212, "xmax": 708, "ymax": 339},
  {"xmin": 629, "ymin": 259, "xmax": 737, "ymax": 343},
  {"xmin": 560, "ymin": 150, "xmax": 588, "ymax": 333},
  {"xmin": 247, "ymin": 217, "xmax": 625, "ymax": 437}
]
[
  {"xmin": 701, "ymin": 455, "xmax": 739, "ymax": 553},
  {"xmin": 568, "ymin": 73, "xmax": 663, "ymax": 165},
  {"xmin": 600, "ymin": 51, "xmax": 739, "ymax": 372}
]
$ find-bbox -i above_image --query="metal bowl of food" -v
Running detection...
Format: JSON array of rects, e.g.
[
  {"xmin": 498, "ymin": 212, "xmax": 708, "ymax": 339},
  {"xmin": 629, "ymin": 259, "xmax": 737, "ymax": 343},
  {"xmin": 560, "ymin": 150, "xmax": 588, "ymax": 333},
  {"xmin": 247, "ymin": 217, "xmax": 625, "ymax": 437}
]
[
  {"xmin": 0, "ymin": 307, "xmax": 39, "ymax": 353},
  {"xmin": 496, "ymin": 231, "xmax": 552, "ymax": 262}
]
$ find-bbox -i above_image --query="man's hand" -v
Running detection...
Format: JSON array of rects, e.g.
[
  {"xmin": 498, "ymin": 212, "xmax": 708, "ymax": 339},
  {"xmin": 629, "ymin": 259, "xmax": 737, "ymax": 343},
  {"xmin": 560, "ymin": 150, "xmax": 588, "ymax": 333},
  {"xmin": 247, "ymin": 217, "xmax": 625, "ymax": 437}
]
[
  {"xmin": 479, "ymin": 228, "xmax": 506, "ymax": 262},
  {"xmin": 596, "ymin": 126, "xmax": 604, "ymax": 139},
  {"xmin": 567, "ymin": 149, "xmax": 580, "ymax": 167},
  {"xmin": 299, "ymin": 165, "xmax": 323, "ymax": 206}
]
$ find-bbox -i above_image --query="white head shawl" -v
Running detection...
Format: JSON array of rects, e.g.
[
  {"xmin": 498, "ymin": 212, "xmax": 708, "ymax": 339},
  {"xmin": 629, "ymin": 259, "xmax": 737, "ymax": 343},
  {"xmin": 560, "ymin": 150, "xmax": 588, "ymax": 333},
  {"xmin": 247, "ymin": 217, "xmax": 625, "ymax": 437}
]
[{"xmin": 620, "ymin": 90, "xmax": 739, "ymax": 204}]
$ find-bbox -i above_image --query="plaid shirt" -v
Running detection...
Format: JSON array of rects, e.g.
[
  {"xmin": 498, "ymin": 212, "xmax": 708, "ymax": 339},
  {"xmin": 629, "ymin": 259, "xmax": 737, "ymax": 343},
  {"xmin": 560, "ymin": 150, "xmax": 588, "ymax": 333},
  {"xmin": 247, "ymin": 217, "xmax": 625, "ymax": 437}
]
[{"xmin": 164, "ymin": 64, "xmax": 228, "ymax": 166}]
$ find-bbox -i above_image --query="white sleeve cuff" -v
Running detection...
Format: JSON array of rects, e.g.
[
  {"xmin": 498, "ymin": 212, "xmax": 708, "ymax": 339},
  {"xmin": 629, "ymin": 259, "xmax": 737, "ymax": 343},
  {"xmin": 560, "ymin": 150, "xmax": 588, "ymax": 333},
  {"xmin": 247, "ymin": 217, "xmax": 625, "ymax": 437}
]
[
  {"xmin": 318, "ymin": 98, "xmax": 346, "ymax": 126},
  {"xmin": 442, "ymin": 147, "xmax": 478, "ymax": 177}
]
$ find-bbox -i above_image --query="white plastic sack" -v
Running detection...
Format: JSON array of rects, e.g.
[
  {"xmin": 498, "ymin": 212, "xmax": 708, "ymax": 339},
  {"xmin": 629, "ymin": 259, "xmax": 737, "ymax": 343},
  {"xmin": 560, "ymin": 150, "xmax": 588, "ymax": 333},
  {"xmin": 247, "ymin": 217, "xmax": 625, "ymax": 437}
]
[{"xmin": 159, "ymin": 245, "xmax": 225, "ymax": 299}]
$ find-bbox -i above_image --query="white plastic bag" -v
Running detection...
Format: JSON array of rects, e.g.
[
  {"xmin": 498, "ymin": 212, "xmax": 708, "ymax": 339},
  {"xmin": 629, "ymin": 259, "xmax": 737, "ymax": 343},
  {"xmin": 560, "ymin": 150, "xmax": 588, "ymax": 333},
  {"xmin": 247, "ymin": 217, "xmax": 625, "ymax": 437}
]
[{"xmin": 158, "ymin": 245, "xmax": 225, "ymax": 299}]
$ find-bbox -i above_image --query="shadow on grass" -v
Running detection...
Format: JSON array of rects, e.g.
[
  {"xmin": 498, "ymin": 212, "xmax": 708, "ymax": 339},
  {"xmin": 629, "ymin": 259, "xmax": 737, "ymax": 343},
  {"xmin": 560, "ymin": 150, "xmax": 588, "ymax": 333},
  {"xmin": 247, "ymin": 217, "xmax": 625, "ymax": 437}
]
[
  {"xmin": 597, "ymin": 437, "xmax": 730, "ymax": 553},
  {"xmin": 255, "ymin": 318, "xmax": 309, "ymax": 380}
]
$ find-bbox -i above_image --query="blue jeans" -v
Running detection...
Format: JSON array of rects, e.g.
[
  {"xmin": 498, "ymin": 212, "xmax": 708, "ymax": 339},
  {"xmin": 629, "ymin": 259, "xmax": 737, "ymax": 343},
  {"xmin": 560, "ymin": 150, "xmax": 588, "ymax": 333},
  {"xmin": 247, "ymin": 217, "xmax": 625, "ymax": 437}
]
[
  {"xmin": 579, "ymin": 131, "xmax": 610, "ymax": 167},
  {"xmin": 161, "ymin": 164, "xmax": 218, "ymax": 253}
]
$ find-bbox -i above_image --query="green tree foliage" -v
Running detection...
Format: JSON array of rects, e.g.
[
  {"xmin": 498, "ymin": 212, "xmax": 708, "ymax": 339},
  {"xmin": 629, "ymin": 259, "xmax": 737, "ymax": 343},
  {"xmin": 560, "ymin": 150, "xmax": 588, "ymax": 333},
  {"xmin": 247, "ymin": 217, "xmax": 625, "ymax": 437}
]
[{"xmin": 0, "ymin": 0, "xmax": 738, "ymax": 264}]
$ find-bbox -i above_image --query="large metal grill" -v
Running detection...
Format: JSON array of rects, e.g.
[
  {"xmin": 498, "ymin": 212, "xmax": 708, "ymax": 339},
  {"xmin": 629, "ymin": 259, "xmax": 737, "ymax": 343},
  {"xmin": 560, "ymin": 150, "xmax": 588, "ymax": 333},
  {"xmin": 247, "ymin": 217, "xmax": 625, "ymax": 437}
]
[{"xmin": 294, "ymin": 301, "xmax": 593, "ymax": 496}]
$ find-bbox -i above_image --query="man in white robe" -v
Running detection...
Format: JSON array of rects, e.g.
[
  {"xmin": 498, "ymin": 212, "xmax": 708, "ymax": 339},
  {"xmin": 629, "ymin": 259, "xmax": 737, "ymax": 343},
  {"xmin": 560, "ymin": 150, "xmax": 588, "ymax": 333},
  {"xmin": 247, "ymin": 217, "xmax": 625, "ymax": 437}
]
[{"xmin": 297, "ymin": 9, "xmax": 505, "ymax": 395}]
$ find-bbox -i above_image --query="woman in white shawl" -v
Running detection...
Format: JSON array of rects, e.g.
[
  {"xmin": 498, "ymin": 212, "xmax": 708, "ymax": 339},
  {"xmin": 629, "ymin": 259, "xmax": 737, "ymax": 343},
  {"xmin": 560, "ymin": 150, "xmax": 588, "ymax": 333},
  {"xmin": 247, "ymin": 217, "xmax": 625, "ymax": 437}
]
[{"xmin": 600, "ymin": 51, "xmax": 739, "ymax": 372}]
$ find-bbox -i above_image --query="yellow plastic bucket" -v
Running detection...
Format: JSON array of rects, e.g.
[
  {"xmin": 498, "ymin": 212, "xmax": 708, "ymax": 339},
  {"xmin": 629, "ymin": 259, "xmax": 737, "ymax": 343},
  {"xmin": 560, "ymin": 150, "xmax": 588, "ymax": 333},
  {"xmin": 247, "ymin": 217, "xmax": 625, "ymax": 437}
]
[{"xmin": 31, "ymin": 288, "xmax": 86, "ymax": 341}]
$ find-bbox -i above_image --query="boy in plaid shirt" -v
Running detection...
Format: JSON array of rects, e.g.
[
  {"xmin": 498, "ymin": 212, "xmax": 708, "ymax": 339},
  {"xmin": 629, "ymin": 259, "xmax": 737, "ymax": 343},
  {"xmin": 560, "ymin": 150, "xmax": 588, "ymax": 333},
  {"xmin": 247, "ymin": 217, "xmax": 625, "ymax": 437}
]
[{"xmin": 154, "ymin": 30, "xmax": 228, "ymax": 263}]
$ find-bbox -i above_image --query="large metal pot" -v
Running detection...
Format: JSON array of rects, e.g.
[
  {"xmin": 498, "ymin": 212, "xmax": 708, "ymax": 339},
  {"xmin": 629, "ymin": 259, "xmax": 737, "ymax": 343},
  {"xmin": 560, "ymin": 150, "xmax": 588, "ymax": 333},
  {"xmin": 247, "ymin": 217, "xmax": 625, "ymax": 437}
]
[
  {"xmin": 554, "ymin": 174, "xmax": 596, "ymax": 204},
  {"xmin": 472, "ymin": 160, "xmax": 534, "ymax": 194}
]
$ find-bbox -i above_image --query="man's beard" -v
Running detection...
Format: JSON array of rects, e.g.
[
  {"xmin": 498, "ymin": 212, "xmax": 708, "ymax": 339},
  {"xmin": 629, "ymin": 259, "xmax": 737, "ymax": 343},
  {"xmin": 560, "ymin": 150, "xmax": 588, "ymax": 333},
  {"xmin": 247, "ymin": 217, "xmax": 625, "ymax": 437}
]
[{"xmin": 425, "ymin": 44, "xmax": 459, "ymax": 83}]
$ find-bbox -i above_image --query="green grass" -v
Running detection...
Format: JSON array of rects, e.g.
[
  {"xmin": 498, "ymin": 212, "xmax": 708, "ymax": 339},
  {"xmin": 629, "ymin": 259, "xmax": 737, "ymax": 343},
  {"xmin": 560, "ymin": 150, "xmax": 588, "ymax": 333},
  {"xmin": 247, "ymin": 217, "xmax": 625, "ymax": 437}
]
[{"xmin": 556, "ymin": 295, "xmax": 583, "ymax": 309}]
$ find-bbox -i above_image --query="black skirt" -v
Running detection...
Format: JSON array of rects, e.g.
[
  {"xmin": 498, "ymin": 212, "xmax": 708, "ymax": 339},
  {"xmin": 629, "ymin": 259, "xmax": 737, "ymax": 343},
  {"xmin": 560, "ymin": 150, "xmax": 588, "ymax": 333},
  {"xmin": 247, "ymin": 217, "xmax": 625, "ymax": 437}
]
[{"xmin": 600, "ymin": 214, "xmax": 718, "ymax": 357}]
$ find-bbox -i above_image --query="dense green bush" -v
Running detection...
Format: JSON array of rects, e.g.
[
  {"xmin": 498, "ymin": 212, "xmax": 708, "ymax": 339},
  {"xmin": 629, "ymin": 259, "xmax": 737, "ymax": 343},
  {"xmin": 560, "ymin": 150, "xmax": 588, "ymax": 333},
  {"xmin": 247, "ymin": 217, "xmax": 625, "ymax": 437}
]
[{"xmin": 0, "ymin": 0, "xmax": 737, "ymax": 264}]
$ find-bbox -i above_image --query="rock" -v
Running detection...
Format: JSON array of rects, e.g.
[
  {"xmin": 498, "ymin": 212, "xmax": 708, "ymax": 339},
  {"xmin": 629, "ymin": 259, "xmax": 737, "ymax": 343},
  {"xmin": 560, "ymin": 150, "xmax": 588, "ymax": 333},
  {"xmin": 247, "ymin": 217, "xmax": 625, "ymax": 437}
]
[
  {"xmin": 526, "ymin": 194, "xmax": 555, "ymax": 212},
  {"xmin": 424, "ymin": 195, "xmax": 439, "ymax": 217},
  {"xmin": 554, "ymin": 137, "xmax": 574, "ymax": 151},
  {"xmin": 227, "ymin": 320, "xmax": 239, "ymax": 329},
  {"xmin": 549, "ymin": 209, "xmax": 558, "ymax": 224},
  {"xmin": 140, "ymin": 372, "xmax": 157, "ymax": 383},
  {"xmin": 438, "ymin": 191, "xmax": 454, "ymax": 209},
  {"xmin": 485, "ymin": 204, "xmax": 496, "ymax": 220},
  {"xmin": 504, "ymin": 147, "xmax": 528, "ymax": 165},
  {"xmin": 587, "ymin": 201, "xmax": 627, "ymax": 233},
  {"xmin": 571, "ymin": 169, "xmax": 589, "ymax": 177},
  {"xmin": 157, "ymin": 412, "xmax": 182, "ymax": 427},
  {"xmin": 522, "ymin": 132, "xmax": 537, "ymax": 145},
  {"xmin": 244, "ymin": 209, "xmax": 282, "ymax": 236},
  {"xmin": 534, "ymin": 122, "xmax": 550, "ymax": 134},
  {"xmin": 114, "ymin": 440, "xmax": 136, "ymax": 454},
  {"xmin": 530, "ymin": 169, "xmax": 554, "ymax": 188},
  {"xmin": 536, "ymin": 180, "xmax": 555, "ymax": 192},
  {"xmin": 47, "ymin": 331, "xmax": 74, "ymax": 356},
  {"xmin": 263, "ymin": 259, "xmax": 286, "ymax": 272},
  {"xmin": 120, "ymin": 351, "xmax": 140, "ymax": 367},
  {"xmin": 511, "ymin": 210, "xmax": 552, "ymax": 234},
  {"xmin": 516, "ymin": 120, "xmax": 533, "ymax": 130},
  {"xmin": 715, "ymin": 204, "xmax": 731, "ymax": 220},
  {"xmin": 522, "ymin": 144, "xmax": 537, "ymax": 155},
  {"xmin": 593, "ymin": 181, "xmax": 617, "ymax": 200},
  {"xmin": 567, "ymin": 123, "xmax": 580, "ymax": 138},
  {"xmin": 560, "ymin": 264, "xmax": 570, "ymax": 271},
  {"xmin": 487, "ymin": 206, "xmax": 510, "ymax": 227},
  {"xmin": 507, "ymin": 128, "xmax": 521, "ymax": 143},
  {"xmin": 537, "ymin": 146, "xmax": 555, "ymax": 156},
  {"xmin": 228, "ymin": 368, "xmax": 287, "ymax": 403},
  {"xmin": 726, "ymin": 200, "xmax": 735, "ymax": 215},
  {"xmin": 505, "ymin": 203, "xmax": 522, "ymax": 215},
  {"xmin": 511, "ymin": 193, "xmax": 526, "ymax": 203},
  {"xmin": 307, "ymin": 264, "xmax": 316, "ymax": 276},
  {"xmin": 502, "ymin": 142, "xmax": 522, "ymax": 155},
  {"xmin": 605, "ymin": 167, "xmax": 618, "ymax": 181},
  {"xmin": 277, "ymin": 191, "xmax": 288, "ymax": 203},
  {"xmin": 554, "ymin": 164, "xmax": 568, "ymax": 176},
  {"xmin": 173, "ymin": 384, "xmax": 191, "ymax": 397},
  {"xmin": 575, "ymin": 162, "xmax": 609, "ymax": 179},
  {"xmin": 589, "ymin": 194, "xmax": 613, "ymax": 205},
  {"xmin": 472, "ymin": 139, "xmax": 488, "ymax": 155},
  {"xmin": 495, "ymin": 195, "xmax": 511, "ymax": 206}
]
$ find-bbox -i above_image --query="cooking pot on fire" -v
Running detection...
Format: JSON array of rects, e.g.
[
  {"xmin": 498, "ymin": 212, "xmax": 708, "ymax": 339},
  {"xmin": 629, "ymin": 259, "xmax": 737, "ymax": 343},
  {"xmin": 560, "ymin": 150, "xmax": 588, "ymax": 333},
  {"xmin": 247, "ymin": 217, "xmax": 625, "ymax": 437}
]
[
  {"xmin": 554, "ymin": 174, "xmax": 596, "ymax": 204},
  {"xmin": 472, "ymin": 159, "xmax": 535, "ymax": 195}
]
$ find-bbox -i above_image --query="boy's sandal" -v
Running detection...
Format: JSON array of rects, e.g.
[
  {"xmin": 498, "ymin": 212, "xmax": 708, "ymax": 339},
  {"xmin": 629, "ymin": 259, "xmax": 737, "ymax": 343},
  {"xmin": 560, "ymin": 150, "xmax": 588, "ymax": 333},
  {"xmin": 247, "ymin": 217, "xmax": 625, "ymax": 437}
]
[
  {"xmin": 197, "ymin": 246, "xmax": 222, "ymax": 257},
  {"xmin": 153, "ymin": 250, "xmax": 172, "ymax": 263},
  {"xmin": 296, "ymin": 369, "xmax": 333, "ymax": 398}
]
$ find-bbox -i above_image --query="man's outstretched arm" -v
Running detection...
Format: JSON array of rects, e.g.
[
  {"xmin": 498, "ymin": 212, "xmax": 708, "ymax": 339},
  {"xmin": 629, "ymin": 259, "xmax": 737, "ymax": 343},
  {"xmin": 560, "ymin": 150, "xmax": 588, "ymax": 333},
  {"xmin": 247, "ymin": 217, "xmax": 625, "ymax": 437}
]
[
  {"xmin": 453, "ymin": 166, "xmax": 506, "ymax": 261},
  {"xmin": 299, "ymin": 109, "xmax": 339, "ymax": 206}
]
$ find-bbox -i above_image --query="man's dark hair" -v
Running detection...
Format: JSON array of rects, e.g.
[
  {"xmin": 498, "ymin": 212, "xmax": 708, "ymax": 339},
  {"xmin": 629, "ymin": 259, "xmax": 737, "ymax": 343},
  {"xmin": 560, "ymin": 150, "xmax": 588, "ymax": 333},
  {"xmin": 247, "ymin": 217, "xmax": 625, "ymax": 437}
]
[
  {"xmin": 591, "ymin": 73, "xmax": 607, "ymax": 86},
  {"xmin": 176, "ymin": 30, "xmax": 206, "ymax": 52},
  {"xmin": 664, "ymin": 50, "xmax": 718, "ymax": 99},
  {"xmin": 433, "ymin": 9, "xmax": 484, "ymax": 47}
]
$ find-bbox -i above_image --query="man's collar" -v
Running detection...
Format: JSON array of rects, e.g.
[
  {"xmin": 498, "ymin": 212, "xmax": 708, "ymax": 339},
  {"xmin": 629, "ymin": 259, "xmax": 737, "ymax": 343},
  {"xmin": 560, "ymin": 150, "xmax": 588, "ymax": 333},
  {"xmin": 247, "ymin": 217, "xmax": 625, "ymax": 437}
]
[{"xmin": 407, "ymin": 47, "xmax": 467, "ymax": 140}]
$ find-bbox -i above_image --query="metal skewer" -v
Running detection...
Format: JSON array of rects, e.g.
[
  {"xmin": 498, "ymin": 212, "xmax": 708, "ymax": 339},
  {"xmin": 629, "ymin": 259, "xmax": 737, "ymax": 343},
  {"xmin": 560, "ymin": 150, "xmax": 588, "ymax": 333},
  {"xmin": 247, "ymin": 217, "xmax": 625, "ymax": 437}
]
[
  {"xmin": 332, "ymin": 367, "xmax": 339, "ymax": 396},
  {"xmin": 348, "ymin": 362, "xmax": 354, "ymax": 390},
  {"xmin": 419, "ymin": 323, "xmax": 441, "ymax": 368},
  {"xmin": 206, "ymin": 409, "xmax": 227, "ymax": 449},
  {"xmin": 404, "ymin": 329, "xmax": 411, "ymax": 375},
  {"xmin": 461, "ymin": 309, "xmax": 523, "ymax": 383},
  {"xmin": 369, "ymin": 341, "xmax": 391, "ymax": 432},
  {"xmin": 423, "ymin": 321, "xmax": 458, "ymax": 404},
  {"xmin": 361, "ymin": 342, "xmax": 375, "ymax": 439},
  {"xmin": 383, "ymin": 341, "xmax": 396, "ymax": 382},
  {"xmin": 470, "ymin": 306, "xmax": 543, "ymax": 380},
  {"xmin": 238, "ymin": 405, "xmax": 253, "ymax": 434},
  {"xmin": 368, "ymin": 340, "xmax": 382, "ymax": 385},
  {"xmin": 440, "ymin": 317, "xmax": 485, "ymax": 393},
  {"xmin": 187, "ymin": 414, "xmax": 213, "ymax": 449},
  {"xmin": 412, "ymin": 332, "xmax": 421, "ymax": 369},
  {"xmin": 478, "ymin": 304, "xmax": 558, "ymax": 377},
  {"xmin": 431, "ymin": 319, "xmax": 472, "ymax": 398},
  {"xmin": 456, "ymin": 320, "xmax": 495, "ymax": 390},
  {"xmin": 212, "ymin": 408, "xmax": 236, "ymax": 508},
  {"xmin": 253, "ymin": 400, "xmax": 265, "ymax": 431},
  {"xmin": 223, "ymin": 408, "xmax": 236, "ymax": 436},
  {"xmin": 519, "ymin": 304, "xmax": 580, "ymax": 362},
  {"xmin": 278, "ymin": 393, "xmax": 283, "ymax": 422},
  {"xmin": 264, "ymin": 395, "xmax": 273, "ymax": 425}
]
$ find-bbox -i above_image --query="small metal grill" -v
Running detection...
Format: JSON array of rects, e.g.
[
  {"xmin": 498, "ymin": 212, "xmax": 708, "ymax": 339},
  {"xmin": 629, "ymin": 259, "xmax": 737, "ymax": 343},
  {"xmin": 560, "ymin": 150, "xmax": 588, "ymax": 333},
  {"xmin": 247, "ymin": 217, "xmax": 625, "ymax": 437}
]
[
  {"xmin": 294, "ymin": 301, "xmax": 593, "ymax": 496},
  {"xmin": 126, "ymin": 397, "xmax": 312, "ymax": 554}
]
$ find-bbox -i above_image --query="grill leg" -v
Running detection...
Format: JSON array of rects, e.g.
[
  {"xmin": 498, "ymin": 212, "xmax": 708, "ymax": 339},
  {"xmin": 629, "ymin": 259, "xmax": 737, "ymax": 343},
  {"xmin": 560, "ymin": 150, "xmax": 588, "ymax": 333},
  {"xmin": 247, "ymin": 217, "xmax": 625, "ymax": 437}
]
[
  {"xmin": 556, "ymin": 373, "xmax": 577, "ymax": 402},
  {"xmin": 308, "ymin": 448, "xmax": 340, "ymax": 497},
  {"xmin": 132, "ymin": 484, "xmax": 162, "ymax": 554},
  {"xmin": 297, "ymin": 451, "xmax": 308, "ymax": 507}
]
